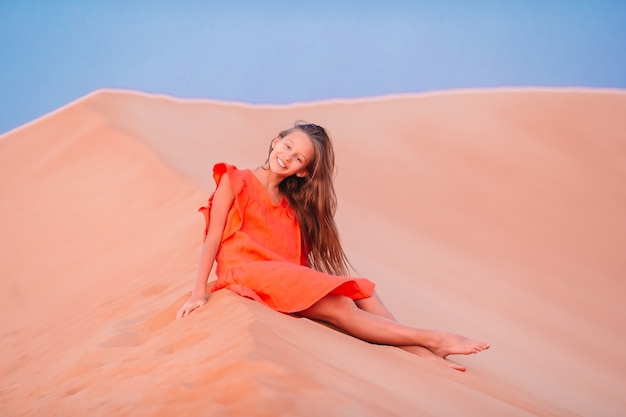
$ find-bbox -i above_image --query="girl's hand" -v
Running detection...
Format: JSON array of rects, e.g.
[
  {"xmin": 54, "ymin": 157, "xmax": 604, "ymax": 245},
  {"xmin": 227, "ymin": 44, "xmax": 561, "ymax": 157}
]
[{"xmin": 176, "ymin": 294, "xmax": 207, "ymax": 319}]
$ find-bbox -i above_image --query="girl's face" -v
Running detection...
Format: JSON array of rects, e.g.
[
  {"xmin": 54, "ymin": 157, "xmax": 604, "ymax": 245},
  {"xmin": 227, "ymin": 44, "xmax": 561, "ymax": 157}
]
[{"xmin": 269, "ymin": 130, "xmax": 315, "ymax": 178}]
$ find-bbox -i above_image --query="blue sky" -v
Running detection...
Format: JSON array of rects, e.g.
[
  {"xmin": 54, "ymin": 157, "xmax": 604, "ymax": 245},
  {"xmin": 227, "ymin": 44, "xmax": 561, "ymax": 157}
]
[{"xmin": 1, "ymin": 0, "xmax": 625, "ymax": 134}]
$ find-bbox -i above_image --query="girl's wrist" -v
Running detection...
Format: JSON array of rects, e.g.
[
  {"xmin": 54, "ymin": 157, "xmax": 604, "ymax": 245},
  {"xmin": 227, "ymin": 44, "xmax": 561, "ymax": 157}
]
[{"xmin": 191, "ymin": 288, "xmax": 207, "ymax": 298}]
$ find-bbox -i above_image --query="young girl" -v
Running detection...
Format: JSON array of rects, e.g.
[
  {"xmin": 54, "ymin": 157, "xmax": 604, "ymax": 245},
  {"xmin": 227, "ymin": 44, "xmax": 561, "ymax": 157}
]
[{"xmin": 177, "ymin": 122, "xmax": 489, "ymax": 371}]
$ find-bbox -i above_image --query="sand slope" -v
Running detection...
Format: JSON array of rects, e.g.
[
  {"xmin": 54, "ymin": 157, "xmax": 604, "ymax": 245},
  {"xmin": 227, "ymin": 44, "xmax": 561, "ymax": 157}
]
[{"xmin": 1, "ymin": 88, "xmax": 625, "ymax": 416}]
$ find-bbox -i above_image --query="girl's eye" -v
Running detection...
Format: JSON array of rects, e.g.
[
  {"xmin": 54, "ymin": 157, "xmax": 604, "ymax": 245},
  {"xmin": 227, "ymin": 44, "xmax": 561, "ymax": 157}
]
[
  {"xmin": 297, "ymin": 157, "xmax": 303, "ymax": 162},
  {"xmin": 285, "ymin": 144, "xmax": 291, "ymax": 149}
]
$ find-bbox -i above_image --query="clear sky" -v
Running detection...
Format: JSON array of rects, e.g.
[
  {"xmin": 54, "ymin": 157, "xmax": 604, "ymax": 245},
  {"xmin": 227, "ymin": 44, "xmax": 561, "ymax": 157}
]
[{"xmin": 1, "ymin": 0, "xmax": 625, "ymax": 134}]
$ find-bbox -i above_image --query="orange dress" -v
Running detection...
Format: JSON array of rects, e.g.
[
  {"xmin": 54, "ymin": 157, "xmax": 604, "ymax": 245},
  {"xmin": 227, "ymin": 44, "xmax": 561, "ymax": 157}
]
[{"xmin": 199, "ymin": 162, "xmax": 375, "ymax": 313}]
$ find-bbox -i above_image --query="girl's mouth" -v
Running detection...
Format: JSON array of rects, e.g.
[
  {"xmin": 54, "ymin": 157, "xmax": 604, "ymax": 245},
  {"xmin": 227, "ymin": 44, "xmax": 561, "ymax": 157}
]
[{"xmin": 277, "ymin": 157, "xmax": 287, "ymax": 168}]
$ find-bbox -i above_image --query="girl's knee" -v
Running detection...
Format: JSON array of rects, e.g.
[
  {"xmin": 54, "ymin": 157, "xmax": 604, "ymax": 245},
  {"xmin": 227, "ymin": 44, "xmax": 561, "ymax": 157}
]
[
  {"xmin": 300, "ymin": 293, "xmax": 356, "ymax": 324},
  {"xmin": 326, "ymin": 293, "xmax": 356, "ymax": 313}
]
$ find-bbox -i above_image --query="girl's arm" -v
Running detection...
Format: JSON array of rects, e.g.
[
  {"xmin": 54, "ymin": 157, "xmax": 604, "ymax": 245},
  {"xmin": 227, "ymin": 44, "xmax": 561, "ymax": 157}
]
[{"xmin": 176, "ymin": 174, "xmax": 235, "ymax": 319}]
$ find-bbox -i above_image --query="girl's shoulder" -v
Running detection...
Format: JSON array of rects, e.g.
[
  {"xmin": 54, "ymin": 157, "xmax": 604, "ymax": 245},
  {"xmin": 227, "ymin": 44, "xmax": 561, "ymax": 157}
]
[
  {"xmin": 213, "ymin": 161, "xmax": 240, "ymax": 175},
  {"xmin": 212, "ymin": 162, "xmax": 254, "ymax": 181},
  {"xmin": 211, "ymin": 162, "xmax": 253, "ymax": 197}
]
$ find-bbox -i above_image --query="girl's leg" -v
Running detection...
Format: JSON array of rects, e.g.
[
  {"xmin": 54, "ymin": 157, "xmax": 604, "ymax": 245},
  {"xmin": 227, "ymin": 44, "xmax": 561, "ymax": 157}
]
[
  {"xmin": 355, "ymin": 292, "xmax": 468, "ymax": 371},
  {"xmin": 354, "ymin": 291, "xmax": 397, "ymax": 320},
  {"xmin": 299, "ymin": 293, "xmax": 489, "ymax": 358}
]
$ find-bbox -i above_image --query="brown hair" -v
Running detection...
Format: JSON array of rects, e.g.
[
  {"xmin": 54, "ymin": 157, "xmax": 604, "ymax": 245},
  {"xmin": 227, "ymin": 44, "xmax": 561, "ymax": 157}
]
[{"xmin": 265, "ymin": 122, "xmax": 351, "ymax": 276}]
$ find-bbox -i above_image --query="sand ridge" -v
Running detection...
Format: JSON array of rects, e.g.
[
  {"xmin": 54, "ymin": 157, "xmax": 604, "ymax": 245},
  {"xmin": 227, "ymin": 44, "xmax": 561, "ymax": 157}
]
[{"xmin": 1, "ymin": 88, "xmax": 625, "ymax": 416}]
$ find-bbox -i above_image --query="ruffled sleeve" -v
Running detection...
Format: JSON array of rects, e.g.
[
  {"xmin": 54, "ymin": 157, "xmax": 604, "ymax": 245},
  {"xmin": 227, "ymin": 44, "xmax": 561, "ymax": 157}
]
[{"xmin": 198, "ymin": 162, "xmax": 248, "ymax": 242}]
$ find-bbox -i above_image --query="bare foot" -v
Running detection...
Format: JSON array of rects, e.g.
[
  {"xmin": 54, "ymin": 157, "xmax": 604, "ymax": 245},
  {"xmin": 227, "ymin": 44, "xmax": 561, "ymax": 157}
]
[
  {"xmin": 428, "ymin": 332, "xmax": 490, "ymax": 358},
  {"xmin": 401, "ymin": 345, "xmax": 467, "ymax": 372}
]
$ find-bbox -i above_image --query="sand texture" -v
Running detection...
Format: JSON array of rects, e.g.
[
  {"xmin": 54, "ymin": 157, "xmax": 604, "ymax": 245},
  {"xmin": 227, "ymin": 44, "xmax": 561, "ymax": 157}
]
[{"xmin": 1, "ymin": 88, "xmax": 625, "ymax": 416}]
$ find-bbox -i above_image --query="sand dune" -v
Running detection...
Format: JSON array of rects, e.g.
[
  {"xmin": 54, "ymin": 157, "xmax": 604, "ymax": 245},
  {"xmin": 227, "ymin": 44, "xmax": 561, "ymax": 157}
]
[{"xmin": 1, "ymin": 88, "xmax": 625, "ymax": 416}]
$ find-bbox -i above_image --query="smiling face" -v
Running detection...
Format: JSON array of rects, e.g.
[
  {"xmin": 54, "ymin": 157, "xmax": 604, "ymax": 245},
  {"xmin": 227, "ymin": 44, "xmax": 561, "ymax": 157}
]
[{"xmin": 268, "ymin": 130, "xmax": 315, "ymax": 178}]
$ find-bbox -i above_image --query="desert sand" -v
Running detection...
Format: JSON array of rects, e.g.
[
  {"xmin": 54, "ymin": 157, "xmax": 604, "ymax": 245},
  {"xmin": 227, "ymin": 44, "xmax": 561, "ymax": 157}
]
[{"xmin": 1, "ymin": 88, "xmax": 625, "ymax": 416}]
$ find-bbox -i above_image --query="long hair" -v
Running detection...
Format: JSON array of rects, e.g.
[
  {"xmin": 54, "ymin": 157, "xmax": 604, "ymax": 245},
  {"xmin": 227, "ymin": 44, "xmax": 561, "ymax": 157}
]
[{"xmin": 265, "ymin": 122, "xmax": 351, "ymax": 276}]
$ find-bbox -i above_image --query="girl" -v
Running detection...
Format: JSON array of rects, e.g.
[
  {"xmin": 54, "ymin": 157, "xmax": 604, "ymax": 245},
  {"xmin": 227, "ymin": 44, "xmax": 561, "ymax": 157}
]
[{"xmin": 177, "ymin": 122, "xmax": 489, "ymax": 371}]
